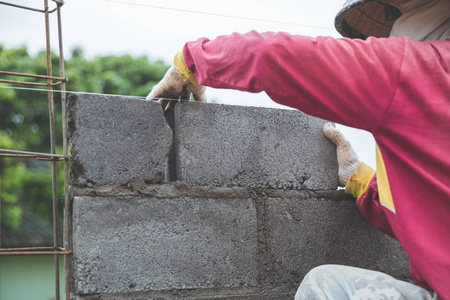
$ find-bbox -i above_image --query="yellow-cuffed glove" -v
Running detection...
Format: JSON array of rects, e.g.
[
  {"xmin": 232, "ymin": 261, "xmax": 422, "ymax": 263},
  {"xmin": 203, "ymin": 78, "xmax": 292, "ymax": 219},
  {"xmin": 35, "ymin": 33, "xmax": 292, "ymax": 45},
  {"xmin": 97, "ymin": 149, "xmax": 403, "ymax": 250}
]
[
  {"xmin": 146, "ymin": 49, "xmax": 206, "ymax": 111},
  {"xmin": 323, "ymin": 123, "xmax": 362, "ymax": 187},
  {"xmin": 323, "ymin": 123, "xmax": 375, "ymax": 198}
]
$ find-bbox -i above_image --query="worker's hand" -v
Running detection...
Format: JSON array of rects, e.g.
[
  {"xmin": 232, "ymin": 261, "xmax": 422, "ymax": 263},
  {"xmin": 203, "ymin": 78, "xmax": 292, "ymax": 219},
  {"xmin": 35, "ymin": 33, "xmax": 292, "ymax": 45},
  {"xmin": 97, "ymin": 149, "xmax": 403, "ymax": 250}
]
[
  {"xmin": 146, "ymin": 65, "xmax": 207, "ymax": 111},
  {"xmin": 323, "ymin": 123, "xmax": 361, "ymax": 186}
]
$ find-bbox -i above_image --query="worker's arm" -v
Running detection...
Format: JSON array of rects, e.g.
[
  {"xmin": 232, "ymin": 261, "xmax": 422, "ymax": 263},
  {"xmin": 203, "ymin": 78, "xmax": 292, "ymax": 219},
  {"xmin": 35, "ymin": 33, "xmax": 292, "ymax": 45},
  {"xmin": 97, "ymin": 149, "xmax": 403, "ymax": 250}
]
[
  {"xmin": 182, "ymin": 31, "xmax": 404, "ymax": 132},
  {"xmin": 324, "ymin": 124, "xmax": 396, "ymax": 239},
  {"xmin": 355, "ymin": 173, "xmax": 397, "ymax": 238},
  {"xmin": 149, "ymin": 31, "xmax": 404, "ymax": 130}
]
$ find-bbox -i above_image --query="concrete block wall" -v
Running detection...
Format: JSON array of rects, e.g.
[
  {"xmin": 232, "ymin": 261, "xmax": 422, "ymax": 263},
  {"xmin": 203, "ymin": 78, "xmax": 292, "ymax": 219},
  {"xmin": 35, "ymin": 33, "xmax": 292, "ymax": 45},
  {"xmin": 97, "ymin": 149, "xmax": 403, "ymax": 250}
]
[{"xmin": 68, "ymin": 93, "xmax": 410, "ymax": 299}]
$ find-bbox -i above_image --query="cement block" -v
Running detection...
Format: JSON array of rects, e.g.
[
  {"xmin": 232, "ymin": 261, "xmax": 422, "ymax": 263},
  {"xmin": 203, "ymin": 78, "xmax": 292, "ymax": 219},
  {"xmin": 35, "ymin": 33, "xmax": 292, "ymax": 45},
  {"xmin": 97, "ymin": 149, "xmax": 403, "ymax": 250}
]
[
  {"xmin": 74, "ymin": 291, "xmax": 291, "ymax": 300},
  {"xmin": 71, "ymin": 196, "xmax": 258, "ymax": 295},
  {"xmin": 67, "ymin": 93, "xmax": 172, "ymax": 186},
  {"xmin": 264, "ymin": 197, "xmax": 410, "ymax": 287},
  {"xmin": 173, "ymin": 102, "xmax": 338, "ymax": 190}
]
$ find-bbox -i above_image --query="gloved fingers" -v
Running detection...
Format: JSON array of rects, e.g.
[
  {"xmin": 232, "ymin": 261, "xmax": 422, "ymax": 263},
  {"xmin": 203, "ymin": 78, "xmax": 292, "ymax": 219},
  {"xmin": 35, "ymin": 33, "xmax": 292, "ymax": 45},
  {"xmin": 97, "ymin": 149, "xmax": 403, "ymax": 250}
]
[
  {"xmin": 146, "ymin": 66, "xmax": 185, "ymax": 101},
  {"xmin": 146, "ymin": 65, "xmax": 207, "ymax": 110},
  {"xmin": 323, "ymin": 123, "xmax": 361, "ymax": 186},
  {"xmin": 192, "ymin": 92, "xmax": 207, "ymax": 102},
  {"xmin": 145, "ymin": 85, "xmax": 160, "ymax": 101},
  {"xmin": 323, "ymin": 122, "xmax": 337, "ymax": 142},
  {"xmin": 186, "ymin": 81, "xmax": 207, "ymax": 102},
  {"xmin": 146, "ymin": 83, "xmax": 182, "ymax": 101},
  {"xmin": 323, "ymin": 123, "xmax": 350, "ymax": 147},
  {"xmin": 157, "ymin": 90, "xmax": 192, "ymax": 111},
  {"xmin": 187, "ymin": 81, "xmax": 206, "ymax": 93},
  {"xmin": 180, "ymin": 88, "xmax": 191, "ymax": 101}
]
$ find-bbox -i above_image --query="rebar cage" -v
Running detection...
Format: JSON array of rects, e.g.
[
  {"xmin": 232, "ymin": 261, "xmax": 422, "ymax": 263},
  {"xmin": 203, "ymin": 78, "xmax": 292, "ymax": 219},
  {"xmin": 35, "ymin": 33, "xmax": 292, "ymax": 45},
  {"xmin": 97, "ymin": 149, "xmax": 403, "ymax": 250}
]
[{"xmin": 0, "ymin": 1, "xmax": 71, "ymax": 299}]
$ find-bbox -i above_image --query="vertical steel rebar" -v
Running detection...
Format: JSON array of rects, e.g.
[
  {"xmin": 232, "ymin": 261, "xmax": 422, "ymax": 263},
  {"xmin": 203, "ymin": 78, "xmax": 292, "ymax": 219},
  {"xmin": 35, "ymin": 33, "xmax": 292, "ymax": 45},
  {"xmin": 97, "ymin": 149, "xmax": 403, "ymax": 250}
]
[
  {"xmin": 56, "ymin": 3, "xmax": 70, "ymax": 299},
  {"xmin": 0, "ymin": 2, "xmax": 70, "ymax": 300},
  {"xmin": 44, "ymin": 0, "xmax": 60, "ymax": 299}
]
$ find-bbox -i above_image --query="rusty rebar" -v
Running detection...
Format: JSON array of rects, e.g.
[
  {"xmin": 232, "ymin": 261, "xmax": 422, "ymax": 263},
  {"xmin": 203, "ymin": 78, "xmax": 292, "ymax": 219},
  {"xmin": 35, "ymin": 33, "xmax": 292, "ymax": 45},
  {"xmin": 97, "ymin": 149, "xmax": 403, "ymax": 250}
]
[
  {"xmin": 0, "ymin": 79, "xmax": 51, "ymax": 86},
  {"xmin": 0, "ymin": 249, "xmax": 72, "ymax": 256},
  {"xmin": 43, "ymin": 1, "xmax": 61, "ymax": 298},
  {"xmin": 55, "ymin": 2, "xmax": 71, "ymax": 299},
  {"xmin": 57, "ymin": 5, "xmax": 71, "ymax": 300},
  {"xmin": 0, "ymin": 0, "xmax": 58, "ymax": 13},
  {"xmin": 0, "ymin": 71, "xmax": 67, "ymax": 81},
  {"xmin": 0, "ymin": 149, "xmax": 68, "ymax": 159},
  {"xmin": 0, "ymin": 1, "xmax": 70, "ymax": 299},
  {"xmin": 1, "ymin": 246, "xmax": 66, "ymax": 252}
]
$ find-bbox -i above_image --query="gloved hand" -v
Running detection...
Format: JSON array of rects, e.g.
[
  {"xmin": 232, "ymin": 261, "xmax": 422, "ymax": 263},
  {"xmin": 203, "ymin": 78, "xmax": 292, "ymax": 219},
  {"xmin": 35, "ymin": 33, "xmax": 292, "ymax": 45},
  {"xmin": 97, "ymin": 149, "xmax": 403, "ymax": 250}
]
[
  {"xmin": 146, "ymin": 51, "xmax": 207, "ymax": 110},
  {"xmin": 323, "ymin": 123, "xmax": 361, "ymax": 187}
]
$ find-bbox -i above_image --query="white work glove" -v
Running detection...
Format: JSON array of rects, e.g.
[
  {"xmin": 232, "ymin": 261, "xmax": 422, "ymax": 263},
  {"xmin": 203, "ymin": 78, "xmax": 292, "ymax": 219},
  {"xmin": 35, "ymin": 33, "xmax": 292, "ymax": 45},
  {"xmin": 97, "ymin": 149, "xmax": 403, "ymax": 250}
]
[
  {"xmin": 323, "ymin": 123, "xmax": 361, "ymax": 187},
  {"xmin": 146, "ymin": 65, "xmax": 207, "ymax": 111}
]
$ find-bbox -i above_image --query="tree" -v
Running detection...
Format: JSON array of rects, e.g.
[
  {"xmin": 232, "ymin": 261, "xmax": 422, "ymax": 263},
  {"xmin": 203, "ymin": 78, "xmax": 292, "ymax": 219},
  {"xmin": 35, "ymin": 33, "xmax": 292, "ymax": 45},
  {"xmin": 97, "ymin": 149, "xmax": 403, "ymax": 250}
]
[{"xmin": 0, "ymin": 45, "xmax": 169, "ymax": 247}]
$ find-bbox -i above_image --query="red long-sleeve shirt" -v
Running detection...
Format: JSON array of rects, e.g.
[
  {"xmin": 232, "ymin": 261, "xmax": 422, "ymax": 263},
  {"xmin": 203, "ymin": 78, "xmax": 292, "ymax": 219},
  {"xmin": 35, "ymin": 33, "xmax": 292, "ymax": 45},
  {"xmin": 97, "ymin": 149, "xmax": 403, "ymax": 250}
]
[{"xmin": 182, "ymin": 31, "xmax": 450, "ymax": 297}]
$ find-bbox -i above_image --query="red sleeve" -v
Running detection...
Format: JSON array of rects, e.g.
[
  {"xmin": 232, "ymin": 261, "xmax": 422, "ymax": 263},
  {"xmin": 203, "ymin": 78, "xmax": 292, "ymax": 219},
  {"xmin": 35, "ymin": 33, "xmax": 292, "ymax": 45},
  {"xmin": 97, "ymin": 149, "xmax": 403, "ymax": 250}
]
[
  {"xmin": 409, "ymin": 260, "xmax": 433, "ymax": 292},
  {"xmin": 356, "ymin": 174, "xmax": 396, "ymax": 239},
  {"xmin": 359, "ymin": 177, "xmax": 434, "ymax": 290},
  {"xmin": 183, "ymin": 31, "xmax": 406, "ymax": 132}
]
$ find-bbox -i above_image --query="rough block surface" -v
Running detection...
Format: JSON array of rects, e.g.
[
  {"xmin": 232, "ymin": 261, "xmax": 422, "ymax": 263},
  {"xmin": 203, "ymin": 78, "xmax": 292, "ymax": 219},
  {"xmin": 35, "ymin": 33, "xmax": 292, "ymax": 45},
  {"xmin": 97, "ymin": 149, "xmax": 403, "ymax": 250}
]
[
  {"xmin": 67, "ymin": 93, "xmax": 172, "ymax": 186},
  {"xmin": 71, "ymin": 196, "xmax": 258, "ymax": 294},
  {"xmin": 173, "ymin": 102, "xmax": 338, "ymax": 190},
  {"xmin": 264, "ymin": 196, "xmax": 411, "ymax": 289},
  {"xmin": 68, "ymin": 95, "xmax": 410, "ymax": 300}
]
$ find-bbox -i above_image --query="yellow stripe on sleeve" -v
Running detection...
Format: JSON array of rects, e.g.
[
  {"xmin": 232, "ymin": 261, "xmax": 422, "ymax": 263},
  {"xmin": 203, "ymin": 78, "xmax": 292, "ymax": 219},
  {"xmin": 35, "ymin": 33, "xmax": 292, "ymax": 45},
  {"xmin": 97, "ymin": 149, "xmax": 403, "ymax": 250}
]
[{"xmin": 376, "ymin": 145, "xmax": 396, "ymax": 213}]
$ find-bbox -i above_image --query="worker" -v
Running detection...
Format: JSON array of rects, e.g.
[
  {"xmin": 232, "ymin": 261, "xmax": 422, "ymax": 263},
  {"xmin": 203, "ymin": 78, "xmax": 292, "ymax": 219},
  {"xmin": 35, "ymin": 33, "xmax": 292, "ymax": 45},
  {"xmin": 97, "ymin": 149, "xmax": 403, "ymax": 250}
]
[{"xmin": 147, "ymin": 0, "xmax": 450, "ymax": 298}]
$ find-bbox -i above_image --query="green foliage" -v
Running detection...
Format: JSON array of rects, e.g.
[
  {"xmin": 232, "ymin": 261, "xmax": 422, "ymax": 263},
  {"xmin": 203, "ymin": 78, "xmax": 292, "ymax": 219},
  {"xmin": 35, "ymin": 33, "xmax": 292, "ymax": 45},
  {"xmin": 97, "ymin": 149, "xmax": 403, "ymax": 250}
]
[
  {"xmin": 0, "ymin": 131, "xmax": 24, "ymax": 230},
  {"xmin": 0, "ymin": 45, "xmax": 169, "ymax": 238},
  {"xmin": 65, "ymin": 50, "xmax": 168, "ymax": 97}
]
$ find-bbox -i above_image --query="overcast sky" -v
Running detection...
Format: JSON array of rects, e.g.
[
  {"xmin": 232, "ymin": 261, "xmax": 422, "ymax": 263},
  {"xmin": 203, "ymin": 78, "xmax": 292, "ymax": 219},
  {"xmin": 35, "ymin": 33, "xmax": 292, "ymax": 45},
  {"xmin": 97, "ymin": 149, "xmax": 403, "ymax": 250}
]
[{"xmin": 0, "ymin": 0, "xmax": 376, "ymax": 168}]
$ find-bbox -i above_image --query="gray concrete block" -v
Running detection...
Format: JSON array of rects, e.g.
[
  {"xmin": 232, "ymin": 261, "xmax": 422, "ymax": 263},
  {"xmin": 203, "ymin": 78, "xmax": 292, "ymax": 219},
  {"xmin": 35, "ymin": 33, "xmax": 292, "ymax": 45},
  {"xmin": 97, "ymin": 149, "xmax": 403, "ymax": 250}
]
[
  {"xmin": 71, "ymin": 196, "xmax": 258, "ymax": 295},
  {"xmin": 264, "ymin": 196, "xmax": 410, "ymax": 288},
  {"xmin": 67, "ymin": 93, "xmax": 172, "ymax": 186},
  {"xmin": 74, "ymin": 291, "xmax": 291, "ymax": 300},
  {"xmin": 173, "ymin": 102, "xmax": 338, "ymax": 190}
]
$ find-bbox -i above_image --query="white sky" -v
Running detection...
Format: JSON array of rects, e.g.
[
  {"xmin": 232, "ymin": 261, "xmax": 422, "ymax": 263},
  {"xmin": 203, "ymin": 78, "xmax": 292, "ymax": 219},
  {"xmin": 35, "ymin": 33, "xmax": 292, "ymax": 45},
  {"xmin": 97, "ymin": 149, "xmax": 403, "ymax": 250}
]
[{"xmin": 0, "ymin": 0, "xmax": 376, "ymax": 168}]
